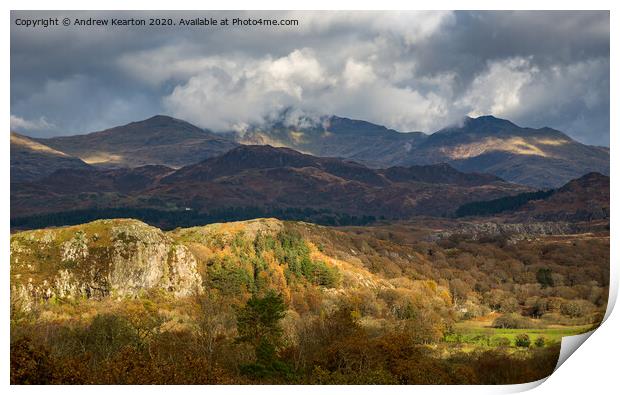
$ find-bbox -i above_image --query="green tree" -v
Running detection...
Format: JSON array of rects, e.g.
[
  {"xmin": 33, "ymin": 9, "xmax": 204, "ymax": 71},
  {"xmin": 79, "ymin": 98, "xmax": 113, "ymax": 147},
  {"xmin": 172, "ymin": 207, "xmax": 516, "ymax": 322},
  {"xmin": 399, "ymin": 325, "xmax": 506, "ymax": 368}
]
[
  {"xmin": 236, "ymin": 291, "xmax": 292, "ymax": 379},
  {"xmin": 536, "ymin": 268, "xmax": 554, "ymax": 288}
]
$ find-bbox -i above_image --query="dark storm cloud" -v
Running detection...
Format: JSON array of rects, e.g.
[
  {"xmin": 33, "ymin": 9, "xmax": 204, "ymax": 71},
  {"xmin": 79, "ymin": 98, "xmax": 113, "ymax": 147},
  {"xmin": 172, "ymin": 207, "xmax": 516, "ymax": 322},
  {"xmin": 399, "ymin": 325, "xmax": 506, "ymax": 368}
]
[{"xmin": 10, "ymin": 10, "xmax": 609, "ymax": 146}]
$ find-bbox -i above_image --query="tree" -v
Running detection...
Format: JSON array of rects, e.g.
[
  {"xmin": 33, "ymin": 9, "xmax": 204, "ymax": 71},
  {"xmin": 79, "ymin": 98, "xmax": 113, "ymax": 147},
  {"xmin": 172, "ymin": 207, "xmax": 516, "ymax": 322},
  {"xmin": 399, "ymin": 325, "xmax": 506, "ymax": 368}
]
[
  {"xmin": 236, "ymin": 291, "xmax": 292, "ymax": 379},
  {"xmin": 236, "ymin": 291, "xmax": 286, "ymax": 348},
  {"xmin": 536, "ymin": 268, "xmax": 554, "ymax": 288}
]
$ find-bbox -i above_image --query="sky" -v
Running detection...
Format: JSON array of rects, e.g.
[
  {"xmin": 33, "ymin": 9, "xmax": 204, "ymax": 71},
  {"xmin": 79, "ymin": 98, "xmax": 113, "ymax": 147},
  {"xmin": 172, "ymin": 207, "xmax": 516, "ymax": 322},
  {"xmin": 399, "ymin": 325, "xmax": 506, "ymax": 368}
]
[{"xmin": 10, "ymin": 10, "xmax": 610, "ymax": 146}]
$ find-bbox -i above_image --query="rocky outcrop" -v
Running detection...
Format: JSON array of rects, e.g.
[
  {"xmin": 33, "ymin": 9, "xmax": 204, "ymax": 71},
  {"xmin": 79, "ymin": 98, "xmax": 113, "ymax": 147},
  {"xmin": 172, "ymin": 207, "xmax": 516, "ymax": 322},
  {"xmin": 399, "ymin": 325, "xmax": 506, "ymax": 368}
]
[
  {"xmin": 10, "ymin": 219, "xmax": 202, "ymax": 311},
  {"xmin": 431, "ymin": 221, "xmax": 578, "ymax": 243}
]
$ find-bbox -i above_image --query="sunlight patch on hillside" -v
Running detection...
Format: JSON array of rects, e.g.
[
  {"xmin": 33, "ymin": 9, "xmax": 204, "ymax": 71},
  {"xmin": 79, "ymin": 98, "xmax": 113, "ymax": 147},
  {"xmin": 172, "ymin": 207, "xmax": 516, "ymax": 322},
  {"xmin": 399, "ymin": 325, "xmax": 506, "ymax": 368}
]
[
  {"xmin": 535, "ymin": 138, "xmax": 570, "ymax": 146},
  {"xmin": 82, "ymin": 152, "xmax": 125, "ymax": 164},
  {"xmin": 441, "ymin": 137, "xmax": 552, "ymax": 159},
  {"xmin": 11, "ymin": 133, "xmax": 70, "ymax": 157}
]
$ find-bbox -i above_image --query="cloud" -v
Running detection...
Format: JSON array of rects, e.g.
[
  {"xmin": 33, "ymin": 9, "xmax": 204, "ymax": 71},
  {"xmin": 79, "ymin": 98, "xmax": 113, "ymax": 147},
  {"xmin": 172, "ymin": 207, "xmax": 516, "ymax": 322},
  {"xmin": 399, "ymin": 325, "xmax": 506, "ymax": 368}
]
[
  {"xmin": 10, "ymin": 10, "xmax": 609, "ymax": 145},
  {"xmin": 458, "ymin": 57, "xmax": 538, "ymax": 118},
  {"xmin": 10, "ymin": 115, "xmax": 55, "ymax": 132},
  {"xmin": 454, "ymin": 56, "xmax": 609, "ymax": 145},
  {"xmin": 162, "ymin": 49, "xmax": 335, "ymax": 131},
  {"xmin": 160, "ymin": 48, "xmax": 457, "ymax": 133}
]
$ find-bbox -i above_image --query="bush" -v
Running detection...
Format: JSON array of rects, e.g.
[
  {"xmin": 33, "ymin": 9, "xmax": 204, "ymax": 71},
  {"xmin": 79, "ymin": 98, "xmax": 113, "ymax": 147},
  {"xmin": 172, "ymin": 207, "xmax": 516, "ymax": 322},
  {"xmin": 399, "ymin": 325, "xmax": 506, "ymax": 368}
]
[
  {"xmin": 514, "ymin": 334, "xmax": 531, "ymax": 348},
  {"xmin": 492, "ymin": 314, "xmax": 533, "ymax": 329},
  {"xmin": 10, "ymin": 337, "xmax": 54, "ymax": 384},
  {"xmin": 536, "ymin": 268, "xmax": 554, "ymax": 288},
  {"xmin": 535, "ymin": 337, "xmax": 546, "ymax": 348},
  {"xmin": 83, "ymin": 314, "xmax": 140, "ymax": 360},
  {"xmin": 560, "ymin": 300, "xmax": 590, "ymax": 318}
]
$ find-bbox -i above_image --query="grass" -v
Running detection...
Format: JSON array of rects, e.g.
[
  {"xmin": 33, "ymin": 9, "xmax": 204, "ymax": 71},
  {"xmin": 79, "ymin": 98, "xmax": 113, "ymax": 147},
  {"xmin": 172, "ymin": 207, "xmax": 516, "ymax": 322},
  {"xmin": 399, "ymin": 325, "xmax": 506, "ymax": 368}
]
[{"xmin": 445, "ymin": 315, "xmax": 594, "ymax": 349}]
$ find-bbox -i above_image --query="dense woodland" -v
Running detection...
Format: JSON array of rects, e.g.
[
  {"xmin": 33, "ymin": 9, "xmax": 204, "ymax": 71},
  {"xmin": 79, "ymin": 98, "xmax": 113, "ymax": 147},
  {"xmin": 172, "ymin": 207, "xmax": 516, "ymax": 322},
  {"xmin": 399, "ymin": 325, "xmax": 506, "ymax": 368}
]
[
  {"xmin": 455, "ymin": 190, "xmax": 555, "ymax": 217},
  {"xmin": 10, "ymin": 207, "xmax": 378, "ymax": 230}
]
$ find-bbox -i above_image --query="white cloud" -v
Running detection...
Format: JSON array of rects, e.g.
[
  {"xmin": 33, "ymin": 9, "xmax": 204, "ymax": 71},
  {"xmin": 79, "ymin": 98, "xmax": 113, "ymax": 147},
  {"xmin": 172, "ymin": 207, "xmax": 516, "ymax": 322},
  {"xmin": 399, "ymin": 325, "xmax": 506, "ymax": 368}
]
[
  {"xmin": 343, "ymin": 59, "xmax": 376, "ymax": 89},
  {"xmin": 163, "ymin": 49, "xmax": 335, "ymax": 131},
  {"xmin": 10, "ymin": 115, "xmax": 55, "ymax": 132},
  {"xmin": 160, "ymin": 47, "xmax": 459, "ymax": 133},
  {"xmin": 457, "ymin": 57, "xmax": 538, "ymax": 118}
]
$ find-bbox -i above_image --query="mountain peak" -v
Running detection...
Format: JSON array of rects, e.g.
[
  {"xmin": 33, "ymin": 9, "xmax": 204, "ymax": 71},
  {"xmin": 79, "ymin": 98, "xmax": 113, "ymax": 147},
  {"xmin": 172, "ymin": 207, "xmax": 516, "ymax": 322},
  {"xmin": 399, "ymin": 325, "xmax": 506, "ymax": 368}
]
[
  {"xmin": 129, "ymin": 114, "xmax": 202, "ymax": 129},
  {"xmin": 144, "ymin": 114, "xmax": 186, "ymax": 122},
  {"xmin": 36, "ymin": 116, "xmax": 239, "ymax": 168},
  {"xmin": 208, "ymin": 144, "xmax": 316, "ymax": 168},
  {"xmin": 460, "ymin": 115, "xmax": 518, "ymax": 130}
]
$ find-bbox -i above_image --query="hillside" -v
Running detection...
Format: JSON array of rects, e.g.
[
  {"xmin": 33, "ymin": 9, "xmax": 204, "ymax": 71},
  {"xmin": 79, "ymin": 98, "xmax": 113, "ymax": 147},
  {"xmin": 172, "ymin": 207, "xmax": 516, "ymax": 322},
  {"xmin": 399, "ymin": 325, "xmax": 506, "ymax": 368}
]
[
  {"xmin": 404, "ymin": 116, "xmax": 610, "ymax": 188},
  {"xmin": 37, "ymin": 115, "xmax": 238, "ymax": 168},
  {"xmin": 11, "ymin": 217, "xmax": 608, "ymax": 384},
  {"xmin": 236, "ymin": 113, "xmax": 609, "ymax": 188},
  {"xmin": 18, "ymin": 113, "xmax": 608, "ymax": 188},
  {"xmin": 516, "ymin": 172, "xmax": 610, "ymax": 222},
  {"xmin": 237, "ymin": 112, "xmax": 425, "ymax": 167},
  {"xmin": 10, "ymin": 145, "xmax": 530, "ymax": 227},
  {"xmin": 11, "ymin": 132, "xmax": 92, "ymax": 182},
  {"xmin": 455, "ymin": 172, "xmax": 609, "ymax": 223}
]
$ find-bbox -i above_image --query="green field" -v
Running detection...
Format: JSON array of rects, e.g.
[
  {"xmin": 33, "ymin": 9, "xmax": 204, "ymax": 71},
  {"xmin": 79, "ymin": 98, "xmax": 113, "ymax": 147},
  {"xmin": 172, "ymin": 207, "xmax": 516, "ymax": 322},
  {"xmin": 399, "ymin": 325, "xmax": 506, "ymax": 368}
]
[{"xmin": 445, "ymin": 317, "xmax": 595, "ymax": 348}]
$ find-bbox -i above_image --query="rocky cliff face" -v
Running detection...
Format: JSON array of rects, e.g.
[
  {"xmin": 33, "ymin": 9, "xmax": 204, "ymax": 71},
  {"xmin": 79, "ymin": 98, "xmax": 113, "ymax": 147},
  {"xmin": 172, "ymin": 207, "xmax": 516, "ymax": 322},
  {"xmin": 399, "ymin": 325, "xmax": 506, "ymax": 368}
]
[
  {"xmin": 11, "ymin": 219, "xmax": 202, "ymax": 311},
  {"xmin": 430, "ymin": 221, "xmax": 579, "ymax": 243}
]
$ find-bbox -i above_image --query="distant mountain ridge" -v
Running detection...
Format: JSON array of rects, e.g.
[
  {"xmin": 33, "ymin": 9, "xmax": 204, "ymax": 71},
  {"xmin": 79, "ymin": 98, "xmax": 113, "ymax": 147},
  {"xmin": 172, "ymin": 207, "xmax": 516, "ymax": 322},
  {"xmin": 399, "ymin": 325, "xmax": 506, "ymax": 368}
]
[
  {"xmin": 237, "ymin": 113, "xmax": 426, "ymax": 168},
  {"xmin": 455, "ymin": 172, "xmax": 609, "ymax": 223},
  {"xmin": 10, "ymin": 132, "xmax": 92, "ymax": 182},
  {"xmin": 12, "ymin": 112, "xmax": 609, "ymax": 189},
  {"xmin": 11, "ymin": 145, "xmax": 530, "ymax": 228},
  {"xmin": 36, "ymin": 115, "xmax": 238, "ymax": 168},
  {"xmin": 237, "ymin": 113, "xmax": 609, "ymax": 188}
]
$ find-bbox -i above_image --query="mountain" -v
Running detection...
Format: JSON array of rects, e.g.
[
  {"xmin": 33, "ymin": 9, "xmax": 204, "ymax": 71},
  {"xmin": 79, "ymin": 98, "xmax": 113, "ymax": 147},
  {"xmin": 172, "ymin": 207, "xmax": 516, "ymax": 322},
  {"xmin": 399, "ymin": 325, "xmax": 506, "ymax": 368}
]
[
  {"xmin": 142, "ymin": 145, "xmax": 529, "ymax": 219},
  {"xmin": 403, "ymin": 116, "xmax": 610, "ymax": 189},
  {"xmin": 36, "ymin": 115, "xmax": 239, "ymax": 168},
  {"xmin": 516, "ymin": 172, "xmax": 609, "ymax": 222},
  {"xmin": 380, "ymin": 163, "xmax": 501, "ymax": 187},
  {"xmin": 455, "ymin": 172, "xmax": 609, "ymax": 223},
  {"xmin": 11, "ymin": 132, "xmax": 92, "ymax": 182},
  {"xmin": 22, "ymin": 113, "xmax": 607, "ymax": 188},
  {"xmin": 236, "ymin": 113, "xmax": 609, "ymax": 188},
  {"xmin": 237, "ymin": 112, "xmax": 425, "ymax": 168},
  {"xmin": 10, "ymin": 165, "xmax": 174, "ymax": 219},
  {"xmin": 10, "ymin": 145, "xmax": 530, "ymax": 227}
]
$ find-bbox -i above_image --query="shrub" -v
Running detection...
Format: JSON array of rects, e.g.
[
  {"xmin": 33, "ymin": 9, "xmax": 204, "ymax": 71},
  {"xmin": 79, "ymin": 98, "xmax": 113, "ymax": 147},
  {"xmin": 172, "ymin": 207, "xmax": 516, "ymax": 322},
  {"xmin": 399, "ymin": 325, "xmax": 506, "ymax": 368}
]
[
  {"xmin": 492, "ymin": 314, "xmax": 533, "ymax": 329},
  {"xmin": 514, "ymin": 334, "xmax": 531, "ymax": 348},
  {"xmin": 560, "ymin": 300, "xmax": 595, "ymax": 318},
  {"xmin": 535, "ymin": 337, "xmax": 546, "ymax": 348},
  {"xmin": 536, "ymin": 268, "xmax": 554, "ymax": 288},
  {"xmin": 493, "ymin": 337, "xmax": 511, "ymax": 348},
  {"xmin": 10, "ymin": 337, "xmax": 54, "ymax": 384},
  {"xmin": 83, "ymin": 314, "xmax": 140, "ymax": 360}
]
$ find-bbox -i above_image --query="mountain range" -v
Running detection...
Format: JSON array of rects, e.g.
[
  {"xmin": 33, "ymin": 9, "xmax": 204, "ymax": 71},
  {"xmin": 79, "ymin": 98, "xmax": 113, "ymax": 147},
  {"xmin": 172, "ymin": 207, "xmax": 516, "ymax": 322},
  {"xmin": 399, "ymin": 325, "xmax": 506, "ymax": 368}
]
[
  {"xmin": 10, "ymin": 112, "xmax": 609, "ymax": 230},
  {"xmin": 11, "ymin": 144, "xmax": 531, "ymax": 228},
  {"xmin": 12, "ymin": 113, "xmax": 609, "ymax": 189},
  {"xmin": 239, "ymin": 113, "xmax": 609, "ymax": 188}
]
